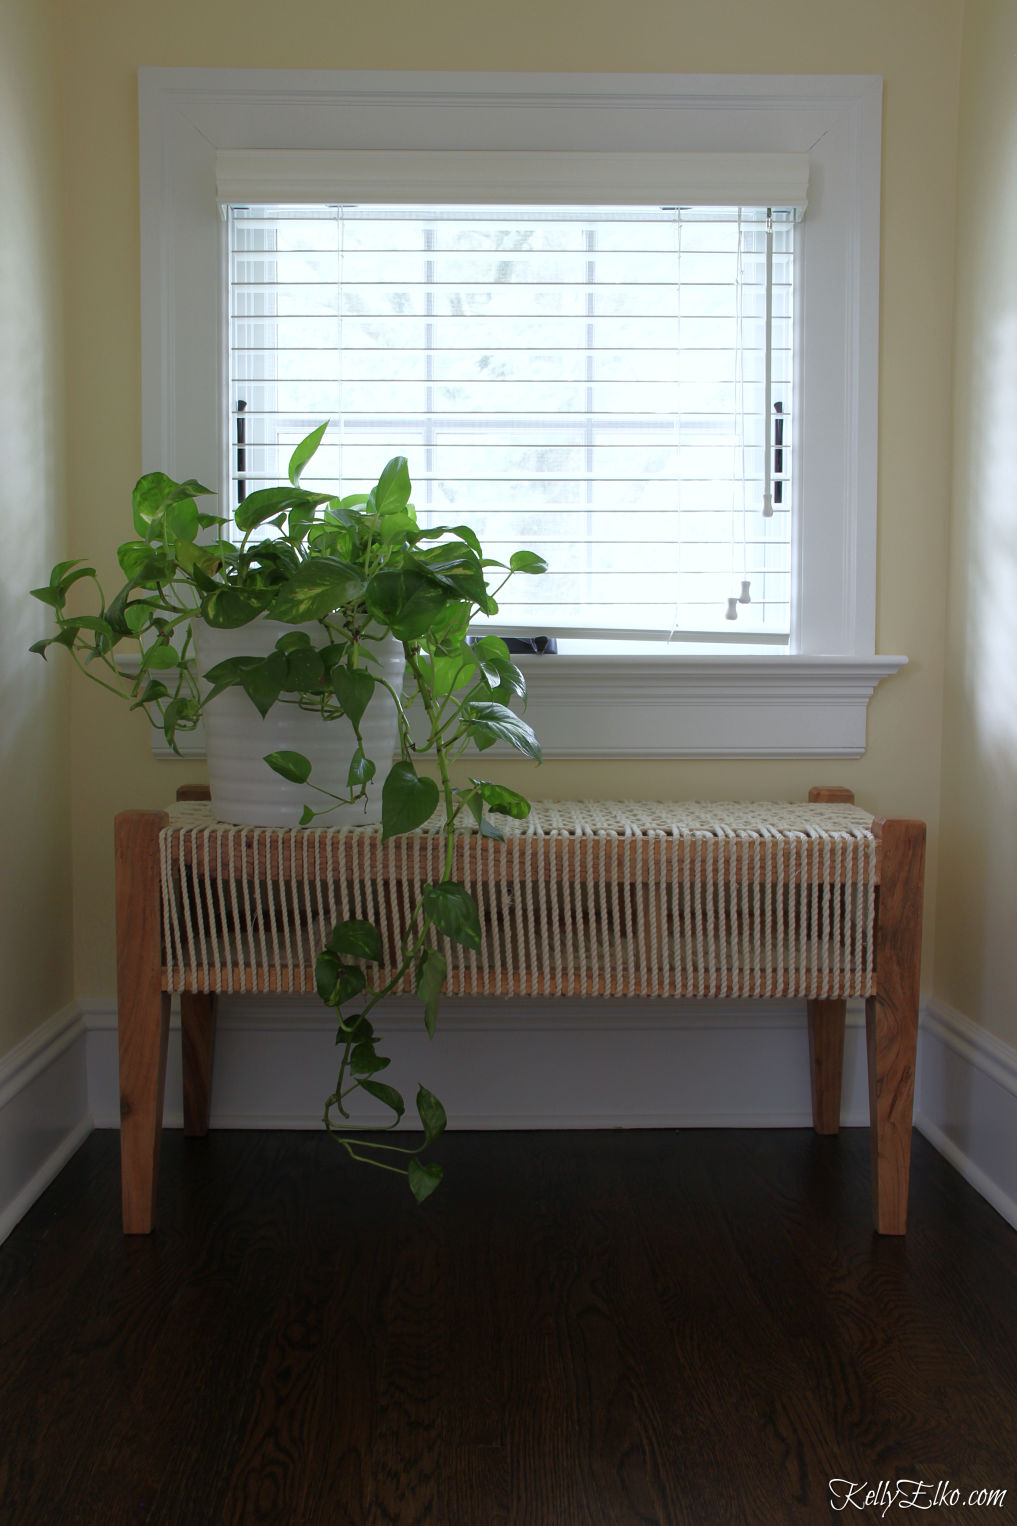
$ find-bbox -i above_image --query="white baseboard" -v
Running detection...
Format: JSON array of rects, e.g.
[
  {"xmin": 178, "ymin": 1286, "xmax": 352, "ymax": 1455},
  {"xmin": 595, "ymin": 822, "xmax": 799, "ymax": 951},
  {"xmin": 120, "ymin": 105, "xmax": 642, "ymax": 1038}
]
[
  {"xmin": 0, "ymin": 1005, "xmax": 92, "ymax": 1246},
  {"xmin": 82, "ymin": 995, "xmax": 872, "ymax": 1132},
  {"xmin": 915, "ymin": 999, "xmax": 1017, "ymax": 1233},
  {"xmin": 7, "ymin": 997, "xmax": 1013, "ymax": 1240}
]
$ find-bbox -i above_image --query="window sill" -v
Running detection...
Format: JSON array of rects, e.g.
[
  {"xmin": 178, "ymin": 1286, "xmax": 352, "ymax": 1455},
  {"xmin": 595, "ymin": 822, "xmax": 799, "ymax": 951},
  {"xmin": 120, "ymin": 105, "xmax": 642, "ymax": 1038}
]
[
  {"xmin": 135, "ymin": 652, "xmax": 905, "ymax": 762},
  {"xmin": 504, "ymin": 653, "xmax": 906, "ymax": 758}
]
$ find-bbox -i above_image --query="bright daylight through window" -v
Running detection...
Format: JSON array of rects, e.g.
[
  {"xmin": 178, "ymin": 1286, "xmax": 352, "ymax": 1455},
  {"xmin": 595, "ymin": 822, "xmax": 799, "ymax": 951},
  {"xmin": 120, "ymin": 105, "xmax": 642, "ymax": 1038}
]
[
  {"xmin": 141, "ymin": 70, "xmax": 895, "ymax": 756},
  {"xmin": 228, "ymin": 201, "xmax": 795, "ymax": 655}
]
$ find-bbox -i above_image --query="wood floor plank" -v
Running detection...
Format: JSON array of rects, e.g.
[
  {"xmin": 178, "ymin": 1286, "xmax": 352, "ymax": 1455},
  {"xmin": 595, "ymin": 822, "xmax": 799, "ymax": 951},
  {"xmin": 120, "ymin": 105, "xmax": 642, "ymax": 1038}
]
[{"xmin": 1, "ymin": 1128, "xmax": 1016, "ymax": 1526}]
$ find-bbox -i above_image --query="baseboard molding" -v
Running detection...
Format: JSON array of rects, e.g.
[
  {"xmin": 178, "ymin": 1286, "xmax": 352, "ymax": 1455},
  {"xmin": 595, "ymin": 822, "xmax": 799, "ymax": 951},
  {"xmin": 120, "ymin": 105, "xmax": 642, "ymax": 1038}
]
[
  {"xmin": 0, "ymin": 1005, "xmax": 92, "ymax": 1246},
  {"xmin": 916, "ymin": 1000, "xmax": 1017, "ymax": 1232},
  {"xmin": 83, "ymin": 995, "xmax": 872, "ymax": 1132},
  {"xmin": 11, "ymin": 997, "xmax": 1014, "ymax": 1236}
]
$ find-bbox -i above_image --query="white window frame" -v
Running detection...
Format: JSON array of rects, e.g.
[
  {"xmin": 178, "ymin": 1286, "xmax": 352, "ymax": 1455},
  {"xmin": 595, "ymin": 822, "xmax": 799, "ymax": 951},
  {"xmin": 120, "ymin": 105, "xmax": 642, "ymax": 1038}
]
[{"xmin": 139, "ymin": 67, "xmax": 903, "ymax": 760}]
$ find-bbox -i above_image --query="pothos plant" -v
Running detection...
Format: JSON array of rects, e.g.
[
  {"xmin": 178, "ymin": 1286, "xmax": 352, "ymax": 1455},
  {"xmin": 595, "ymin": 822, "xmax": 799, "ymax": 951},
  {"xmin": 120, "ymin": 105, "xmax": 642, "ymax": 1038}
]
[{"xmin": 30, "ymin": 424, "xmax": 547, "ymax": 1201}]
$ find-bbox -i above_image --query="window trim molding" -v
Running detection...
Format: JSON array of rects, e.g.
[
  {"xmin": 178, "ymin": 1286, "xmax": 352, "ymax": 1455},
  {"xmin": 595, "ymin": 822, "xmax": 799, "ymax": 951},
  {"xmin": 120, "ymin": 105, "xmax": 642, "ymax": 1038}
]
[
  {"xmin": 131, "ymin": 653, "xmax": 902, "ymax": 760},
  {"xmin": 139, "ymin": 67, "xmax": 900, "ymax": 760}
]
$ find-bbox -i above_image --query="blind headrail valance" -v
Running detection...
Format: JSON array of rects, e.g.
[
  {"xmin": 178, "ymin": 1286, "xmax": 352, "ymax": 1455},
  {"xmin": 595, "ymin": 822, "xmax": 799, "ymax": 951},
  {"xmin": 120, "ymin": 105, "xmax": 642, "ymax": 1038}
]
[{"xmin": 215, "ymin": 148, "xmax": 810, "ymax": 211}]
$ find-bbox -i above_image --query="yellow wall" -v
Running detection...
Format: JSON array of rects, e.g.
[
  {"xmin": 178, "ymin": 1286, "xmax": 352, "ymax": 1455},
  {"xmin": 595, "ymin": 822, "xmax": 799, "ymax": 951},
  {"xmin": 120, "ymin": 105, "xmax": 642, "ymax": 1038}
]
[
  {"xmin": 0, "ymin": 0, "xmax": 74, "ymax": 1056},
  {"xmin": 936, "ymin": 0, "xmax": 1017, "ymax": 1049},
  {"xmin": 52, "ymin": 0, "xmax": 964, "ymax": 995}
]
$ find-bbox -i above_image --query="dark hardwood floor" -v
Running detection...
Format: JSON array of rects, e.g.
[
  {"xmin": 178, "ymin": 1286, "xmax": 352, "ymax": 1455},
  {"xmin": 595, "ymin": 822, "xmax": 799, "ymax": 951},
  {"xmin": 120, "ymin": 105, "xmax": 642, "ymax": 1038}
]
[{"xmin": 1, "ymin": 1128, "xmax": 1015, "ymax": 1525}]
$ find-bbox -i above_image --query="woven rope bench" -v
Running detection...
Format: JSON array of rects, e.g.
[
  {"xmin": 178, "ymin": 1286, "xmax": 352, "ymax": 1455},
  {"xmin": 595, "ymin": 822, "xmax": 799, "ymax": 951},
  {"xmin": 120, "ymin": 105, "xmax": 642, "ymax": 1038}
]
[{"xmin": 114, "ymin": 784, "xmax": 925, "ymax": 1236}]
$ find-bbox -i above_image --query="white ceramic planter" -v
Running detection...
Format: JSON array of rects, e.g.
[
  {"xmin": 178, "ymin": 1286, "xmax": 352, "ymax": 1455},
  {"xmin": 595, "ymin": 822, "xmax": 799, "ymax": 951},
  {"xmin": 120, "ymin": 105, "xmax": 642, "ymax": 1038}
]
[{"xmin": 194, "ymin": 620, "xmax": 405, "ymax": 828}]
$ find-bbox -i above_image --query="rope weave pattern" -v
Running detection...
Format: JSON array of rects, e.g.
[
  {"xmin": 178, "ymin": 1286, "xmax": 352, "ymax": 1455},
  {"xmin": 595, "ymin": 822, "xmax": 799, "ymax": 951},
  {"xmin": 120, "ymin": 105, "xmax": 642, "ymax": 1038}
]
[{"xmin": 159, "ymin": 800, "xmax": 878, "ymax": 1000}]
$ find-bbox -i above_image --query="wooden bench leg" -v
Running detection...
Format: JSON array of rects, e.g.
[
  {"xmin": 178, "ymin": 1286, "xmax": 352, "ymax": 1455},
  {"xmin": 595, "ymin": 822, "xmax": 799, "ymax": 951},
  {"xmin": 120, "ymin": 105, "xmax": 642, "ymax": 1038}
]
[
  {"xmin": 866, "ymin": 816, "xmax": 926, "ymax": 1235},
  {"xmin": 115, "ymin": 811, "xmax": 170, "ymax": 1235},
  {"xmin": 808, "ymin": 998, "xmax": 846, "ymax": 1134},
  {"xmin": 181, "ymin": 993, "xmax": 217, "ymax": 1136},
  {"xmin": 808, "ymin": 784, "xmax": 856, "ymax": 806}
]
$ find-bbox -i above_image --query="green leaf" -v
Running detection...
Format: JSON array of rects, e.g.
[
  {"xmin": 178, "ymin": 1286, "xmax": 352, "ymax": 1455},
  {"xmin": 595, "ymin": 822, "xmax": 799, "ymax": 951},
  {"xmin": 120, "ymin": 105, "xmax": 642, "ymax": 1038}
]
[
  {"xmin": 282, "ymin": 645, "xmax": 326, "ymax": 694},
  {"xmin": 360, "ymin": 1078, "xmax": 405, "ymax": 1121},
  {"xmin": 332, "ymin": 666, "xmax": 376, "ymax": 729},
  {"xmin": 470, "ymin": 634, "xmax": 511, "ymax": 663},
  {"xmin": 417, "ymin": 522, "xmax": 483, "ymax": 558},
  {"xmin": 29, "ymin": 584, "xmax": 67, "ymax": 608},
  {"xmin": 487, "ymin": 657, "xmax": 527, "ymax": 702},
  {"xmin": 315, "ymin": 950, "xmax": 340, "ymax": 1003},
  {"xmin": 381, "ymin": 762, "xmax": 440, "ymax": 840},
  {"xmin": 364, "ymin": 568, "xmax": 453, "ymax": 641},
  {"xmin": 240, "ymin": 540, "xmax": 300, "ymax": 582},
  {"xmin": 117, "ymin": 541, "xmax": 170, "ymax": 582},
  {"xmin": 240, "ymin": 650, "xmax": 287, "ymax": 717},
  {"xmin": 274, "ymin": 630, "xmax": 312, "ymax": 654},
  {"xmin": 49, "ymin": 558, "xmax": 88, "ymax": 585},
  {"xmin": 421, "ymin": 881, "xmax": 482, "ymax": 952},
  {"xmin": 342, "ymin": 1013, "xmax": 375, "ymax": 1044},
  {"xmin": 200, "ymin": 654, "xmax": 262, "ymax": 702},
  {"xmin": 469, "ymin": 779, "xmax": 532, "ymax": 819},
  {"xmin": 287, "ymin": 502, "xmax": 316, "ymax": 542},
  {"xmin": 333, "ymin": 964, "xmax": 367, "ymax": 1006},
  {"xmin": 416, "ymin": 1085, "xmax": 447, "ymax": 1145},
  {"xmin": 200, "ymin": 587, "xmax": 268, "ymax": 628},
  {"xmin": 129, "ymin": 678, "xmax": 169, "ymax": 710},
  {"xmin": 347, "ymin": 748, "xmax": 377, "ymax": 791},
  {"xmin": 263, "ymin": 750, "xmax": 311, "ymax": 784},
  {"xmin": 424, "ymin": 650, "xmax": 475, "ymax": 698},
  {"xmin": 464, "ymin": 701, "xmax": 542, "ymax": 762},
  {"xmin": 412, "ymin": 543, "xmax": 491, "ymax": 607},
  {"xmin": 349, "ymin": 1042, "xmax": 390, "ymax": 1076},
  {"xmin": 288, "ymin": 422, "xmax": 329, "ymax": 486},
  {"xmin": 268, "ymin": 558, "xmax": 365, "ymax": 623},
  {"xmin": 407, "ymin": 1157, "xmax": 444, "ymax": 1204},
  {"xmin": 131, "ymin": 472, "xmax": 177, "ymax": 537},
  {"xmin": 140, "ymin": 642, "xmax": 180, "ymax": 671},
  {"xmin": 509, "ymin": 549, "xmax": 549, "ymax": 575},
  {"xmin": 123, "ymin": 600, "xmax": 157, "ymax": 634},
  {"xmin": 328, "ymin": 919, "xmax": 384, "ymax": 962},
  {"xmin": 234, "ymin": 485, "xmax": 323, "ymax": 535},
  {"xmin": 30, "ymin": 626, "xmax": 79, "ymax": 658},
  {"xmin": 376, "ymin": 508, "xmax": 418, "ymax": 546},
  {"xmin": 415, "ymin": 948, "xmax": 447, "ymax": 1039},
  {"xmin": 427, "ymin": 605, "xmax": 474, "ymax": 656},
  {"xmin": 373, "ymin": 456, "xmax": 411, "ymax": 515},
  {"xmin": 162, "ymin": 695, "xmax": 199, "ymax": 745},
  {"xmin": 299, "ymin": 805, "xmax": 315, "ymax": 826},
  {"xmin": 71, "ymin": 613, "xmax": 116, "ymax": 638},
  {"xmin": 164, "ymin": 497, "xmax": 199, "ymax": 542},
  {"xmin": 131, "ymin": 472, "xmax": 212, "ymax": 538},
  {"xmin": 314, "ymin": 949, "xmax": 367, "ymax": 1007},
  {"xmin": 56, "ymin": 565, "xmax": 97, "ymax": 596},
  {"xmin": 189, "ymin": 563, "xmax": 220, "ymax": 595}
]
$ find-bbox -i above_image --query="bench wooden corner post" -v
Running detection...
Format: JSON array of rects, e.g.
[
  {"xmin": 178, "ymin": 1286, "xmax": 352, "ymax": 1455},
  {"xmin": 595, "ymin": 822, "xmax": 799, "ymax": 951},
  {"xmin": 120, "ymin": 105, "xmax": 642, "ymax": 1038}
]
[
  {"xmin": 114, "ymin": 810, "xmax": 171, "ymax": 1235},
  {"xmin": 805, "ymin": 785, "xmax": 854, "ymax": 1135},
  {"xmin": 866, "ymin": 815, "xmax": 926, "ymax": 1235}
]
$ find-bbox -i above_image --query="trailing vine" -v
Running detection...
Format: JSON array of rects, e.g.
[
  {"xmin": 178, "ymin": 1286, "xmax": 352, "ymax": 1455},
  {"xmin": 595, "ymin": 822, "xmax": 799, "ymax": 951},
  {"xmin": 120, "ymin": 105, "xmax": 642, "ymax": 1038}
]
[{"xmin": 31, "ymin": 427, "xmax": 545, "ymax": 1201}]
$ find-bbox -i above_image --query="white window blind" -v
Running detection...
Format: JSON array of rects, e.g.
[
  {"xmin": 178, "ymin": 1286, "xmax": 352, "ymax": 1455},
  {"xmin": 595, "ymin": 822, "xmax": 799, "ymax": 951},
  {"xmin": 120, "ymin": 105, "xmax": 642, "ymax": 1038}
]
[{"xmin": 227, "ymin": 195, "xmax": 798, "ymax": 644}]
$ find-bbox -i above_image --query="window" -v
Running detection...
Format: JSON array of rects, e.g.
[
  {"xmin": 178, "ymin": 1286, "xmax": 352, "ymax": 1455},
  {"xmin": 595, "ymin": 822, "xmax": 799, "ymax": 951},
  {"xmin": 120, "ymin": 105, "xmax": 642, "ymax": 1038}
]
[
  {"xmin": 226, "ymin": 198, "xmax": 797, "ymax": 651},
  {"xmin": 140, "ymin": 68, "xmax": 902, "ymax": 757}
]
